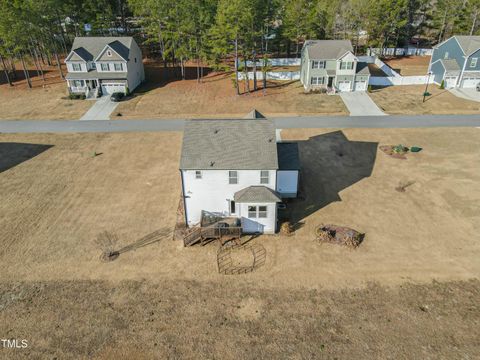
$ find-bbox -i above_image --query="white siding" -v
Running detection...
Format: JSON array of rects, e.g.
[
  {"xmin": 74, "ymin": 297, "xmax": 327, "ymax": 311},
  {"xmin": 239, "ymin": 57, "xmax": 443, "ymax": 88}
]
[
  {"xmin": 126, "ymin": 40, "xmax": 145, "ymax": 92},
  {"xmin": 182, "ymin": 169, "xmax": 277, "ymax": 226},
  {"xmin": 277, "ymin": 170, "xmax": 298, "ymax": 197},
  {"xmin": 238, "ymin": 203, "xmax": 277, "ymax": 233}
]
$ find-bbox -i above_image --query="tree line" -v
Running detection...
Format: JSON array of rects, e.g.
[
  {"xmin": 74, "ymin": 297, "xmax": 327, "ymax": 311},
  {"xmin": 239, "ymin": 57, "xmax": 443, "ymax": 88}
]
[{"xmin": 2, "ymin": 0, "xmax": 480, "ymax": 91}]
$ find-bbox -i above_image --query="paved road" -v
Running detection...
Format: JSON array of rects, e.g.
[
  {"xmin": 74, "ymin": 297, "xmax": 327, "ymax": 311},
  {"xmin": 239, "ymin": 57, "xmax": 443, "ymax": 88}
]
[
  {"xmin": 80, "ymin": 95, "xmax": 119, "ymax": 120},
  {"xmin": 340, "ymin": 92, "xmax": 386, "ymax": 116},
  {"xmin": 1, "ymin": 115, "xmax": 480, "ymax": 133}
]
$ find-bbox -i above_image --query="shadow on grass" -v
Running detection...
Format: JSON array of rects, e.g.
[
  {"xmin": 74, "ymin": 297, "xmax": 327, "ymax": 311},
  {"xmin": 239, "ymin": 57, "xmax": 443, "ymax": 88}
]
[{"xmin": 0, "ymin": 143, "xmax": 53, "ymax": 173}]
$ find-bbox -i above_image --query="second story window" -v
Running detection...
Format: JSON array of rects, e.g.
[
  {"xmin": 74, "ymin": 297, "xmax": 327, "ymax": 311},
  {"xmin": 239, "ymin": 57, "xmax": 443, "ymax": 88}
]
[
  {"xmin": 195, "ymin": 170, "xmax": 202, "ymax": 179},
  {"xmin": 339, "ymin": 61, "xmax": 354, "ymax": 70},
  {"xmin": 444, "ymin": 52, "xmax": 449, "ymax": 59},
  {"xmin": 114, "ymin": 63, "xmax": 123, "ymax": 71},
  {"xmin": 229, "ymin": 171, "xmax": 238, "ymax": 184},
  {"xmin": 72, "ymin": 63, "xmax": 81, "ymax": 71},
  {"xmin": 260, "ymin": 170, "xmax": 269, "ymax": 184},
  {"xmin": 470, "ymin": 58, "xmax": 478, "ymax": 67},
  {"xmin": 312, "ymin": 60, "xmax": 325, "ymax": 69},
  {"xmin": 101, "ymin": 63, "xmax": 110, "ymax": 71}
]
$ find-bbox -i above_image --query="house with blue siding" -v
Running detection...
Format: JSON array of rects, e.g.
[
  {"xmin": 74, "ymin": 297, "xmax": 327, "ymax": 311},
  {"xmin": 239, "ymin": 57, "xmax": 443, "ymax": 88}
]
[{"xmin": 429, "ymin": 35, "xmax": 480, "ymax": 88}]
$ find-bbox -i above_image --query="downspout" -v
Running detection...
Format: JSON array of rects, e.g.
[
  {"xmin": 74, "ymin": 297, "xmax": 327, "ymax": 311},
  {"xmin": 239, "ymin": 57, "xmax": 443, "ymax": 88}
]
[{"xmin": 179, "ymin": 169, "xmax": 189, "ymax": 226}]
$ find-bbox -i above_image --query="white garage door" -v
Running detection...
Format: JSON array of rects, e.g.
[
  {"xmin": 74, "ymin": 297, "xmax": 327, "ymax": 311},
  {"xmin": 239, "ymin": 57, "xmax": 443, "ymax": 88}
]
[
  {"xmin": 354, "ymin": 81, "xmax": 367, "ymax": 91},
  {"xmin": 338, "ymin": 81, "xmax": 351, "ymax": 92},
  {"xmin": 444, "ymin": 76, "xmax": 457, "ymax": 88},
  {"xmin": 101, "ymin": 83, "xmax": 126, "ymax": 95},
  {"xmin": 461, "ymin": 78, "xmax": 480, "ymax": 88}
]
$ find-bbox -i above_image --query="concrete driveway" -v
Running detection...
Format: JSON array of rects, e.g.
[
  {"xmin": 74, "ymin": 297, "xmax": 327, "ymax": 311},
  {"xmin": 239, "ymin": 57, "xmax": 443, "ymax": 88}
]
[
  {"xmin": 80, "ymin": 95, "xmax": 119, "ymax": 120},
  {"xmin": 449, "ymin": 88, "xmax": 480, "ymax": 103},
  {"xmin": 340, "ymin": 92, "xmax": 386, "ymax": 116}
]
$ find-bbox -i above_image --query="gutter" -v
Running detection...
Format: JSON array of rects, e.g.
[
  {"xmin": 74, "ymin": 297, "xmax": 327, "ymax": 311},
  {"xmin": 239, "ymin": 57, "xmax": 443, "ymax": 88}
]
[{"xmin": 179, "ymin": 169, "xmax": 189, "ymax": 226}]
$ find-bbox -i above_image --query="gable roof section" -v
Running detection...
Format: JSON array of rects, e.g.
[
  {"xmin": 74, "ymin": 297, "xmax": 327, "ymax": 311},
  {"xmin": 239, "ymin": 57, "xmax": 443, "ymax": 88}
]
[
  {"xmin": 454, "ymin": 35, "xmax": 480, "ymax": 55},
  {"xmin": 356, "ymin": 62, "xmax": 371, "ymax": 75},
  {"xmin": 304, "ymin": 40, "xmax": 354, "ymax": 60},
  {"xmin": 65, "ymin": 47, "xmax": 92, "ymax": 62},
  {"xmin": 95, "ymin": 40, "xmax": 130, "ymax": 61},
  {"xmin": 68, "ymin": 37, "xmax": 133, "ymax": 63},
  {"xmin": 180, "ymin": 119, "xmax": 278, "ymax": 170},
  {"xmin": 234, "ymin": 186, "xmax": 282, "ymax": 203},
  {"xmin": 277, "ymin": 143, "xmax": 300, "ymax": 170},
  {"xmin": 440, "ymin": 59, "xmax": 461, "ymax": 72}
]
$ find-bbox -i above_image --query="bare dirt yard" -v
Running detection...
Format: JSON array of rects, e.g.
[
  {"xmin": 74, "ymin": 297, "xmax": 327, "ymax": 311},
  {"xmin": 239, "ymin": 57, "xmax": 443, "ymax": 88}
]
[
  {"xmin": 0, "ymin": 62, "xmax": 91, "ymax": 120},
  {"xmin": 112, "ymin": 62, "xmax": 348, "ymax": 119},
  {"xmin": 369, "ymin": 84, "xmax": 480, "ymax": 114},
  {"xmin": 1, "ymin": 128, "xmax": 479, "ymax": 358},
  {"xmin": 383, "ymin": 56, "xmax": 431, "ymax": 76}
]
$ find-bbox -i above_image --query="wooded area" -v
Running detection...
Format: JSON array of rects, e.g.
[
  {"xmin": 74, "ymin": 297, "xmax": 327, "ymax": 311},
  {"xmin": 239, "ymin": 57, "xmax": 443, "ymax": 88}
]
[{"xmin": 1, "ymin": 0, "xmax": 480, "ymax": 91}]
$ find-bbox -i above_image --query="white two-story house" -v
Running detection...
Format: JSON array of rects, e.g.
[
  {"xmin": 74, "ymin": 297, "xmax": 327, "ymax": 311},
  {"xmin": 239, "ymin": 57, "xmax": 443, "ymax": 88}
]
[
  {"xmin": 179, "ymin": 119, "xmax": 300, "ymax": 234},
  {"xmin": 65, "ymin": 37, "xmax": 145, "ymax": 97},
  {"xmin": 300, "ymin": 40, "xmax": 370, "ymax": 92}
]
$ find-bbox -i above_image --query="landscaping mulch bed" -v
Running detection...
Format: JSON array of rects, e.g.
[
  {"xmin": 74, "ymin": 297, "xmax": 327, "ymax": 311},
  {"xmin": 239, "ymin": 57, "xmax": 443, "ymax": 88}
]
[
  {"xmin": 379, "ymin": 145, "xmax": 408, "ymax": 159},
  {"xmin": 315, "ymin": 224, "xmax": 364, "ymax": 248}
]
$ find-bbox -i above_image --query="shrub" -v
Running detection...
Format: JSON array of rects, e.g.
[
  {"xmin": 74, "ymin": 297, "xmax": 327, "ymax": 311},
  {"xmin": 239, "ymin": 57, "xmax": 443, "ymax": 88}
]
[
  {"xmin": 368, "ymin": 85, "xmax": 372, "ymax": 93},
  {"xmin": 68, "ymin": 93, "xmax": 86, "ymax": 100},
  {"xmin": 440, "ymin": 79, "xmax": 445, "ymax": 89}
]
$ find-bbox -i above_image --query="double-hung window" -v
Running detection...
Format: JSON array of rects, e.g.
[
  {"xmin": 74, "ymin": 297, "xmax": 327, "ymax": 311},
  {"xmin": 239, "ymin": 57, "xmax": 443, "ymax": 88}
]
[
  {"xmin": 247, "ymin": 205, "xmax": 268, "ymax": 218},
  {"xmin": 258, "ymin": 206, "xmax": 267, "ymax": 218},
  {"xmin": 470, "ymin": 58, "xmax": 478, "ymax": 68},
  {"xmin": 312, "ymin": 60, "xmax": 325, "ymax": 69},
  {"xmin": 248, "ymin": 206, "xmax": 257, "ymax": 218},
  {"xmin": 229, "ymin": 171, "xmax": 238, "ymax": 184},
  {"xmin": 72, "ymin": 63, "xmax": 82, "ymax": 71},
  {"xmin": 195, "ymin": 170, "xmax": 202, "ymax": 179},
  {"xmin": 339, "ymin": 61, "xmax": 354, "ymax": 70},
  {"xmin": 260, "ymin": 170, "xmax": 269, "ymax": 184},
  {"xmin": 101, "ymin": 63, "xmax": 110, "ymax": 71},
  {"xmin": 311, "ymin": 76, "xmax": 325, "ymax": 85},
  {"xmin": 114, "ymin": 63, "xmax": 123, "ymax": 71}
]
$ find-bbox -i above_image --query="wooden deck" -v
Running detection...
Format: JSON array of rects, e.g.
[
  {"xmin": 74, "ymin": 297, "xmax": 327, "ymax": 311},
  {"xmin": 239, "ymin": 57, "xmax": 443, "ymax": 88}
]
[{"xmin": 183, "ymin": 226, "xmax": 242, "ymax": 247}]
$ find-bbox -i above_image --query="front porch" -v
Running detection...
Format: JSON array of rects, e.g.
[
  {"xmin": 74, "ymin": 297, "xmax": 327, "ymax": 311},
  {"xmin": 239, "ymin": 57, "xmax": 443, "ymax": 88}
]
[{"xmin": 67, "ymin": 79, "xmax": 100, "ymax": 99}]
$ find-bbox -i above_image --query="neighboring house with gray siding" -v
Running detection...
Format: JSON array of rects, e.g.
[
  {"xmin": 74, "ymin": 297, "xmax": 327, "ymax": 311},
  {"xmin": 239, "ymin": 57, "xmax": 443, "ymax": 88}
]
[
  {"xmin": 429, "ymin": 35, "xmax": 480, "ymax": 88},
  {"xmin": 179, "ymin": 119, "xmax": 300, "ymax": 234},
  {"xmin": 65, "ymin": 37, "xmax": 145, "ymax": 98},
  {"xmin": 300, "ymin": 40, "xmax": 370, "ymax": 92}
]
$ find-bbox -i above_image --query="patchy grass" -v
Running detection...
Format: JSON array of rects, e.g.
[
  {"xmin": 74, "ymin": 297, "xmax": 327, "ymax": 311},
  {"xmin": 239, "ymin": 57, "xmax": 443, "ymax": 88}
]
[
  {"xmin": 369, "ymin": 85, "xmax": 480, "ymax": 114},
  {"xmin": 383, "ymin": 56, "xmax": 431, "ymax": 76},
  {"xmin": 113, "ymin": 62, "xmax": 347, "ymax": 119}
]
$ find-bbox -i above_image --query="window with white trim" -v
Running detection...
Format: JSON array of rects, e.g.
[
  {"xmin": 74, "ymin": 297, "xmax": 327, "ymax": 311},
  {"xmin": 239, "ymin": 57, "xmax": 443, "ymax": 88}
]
[
  {"xmin": 91, "ymin": 62, "xmax": 96, "ymax": 69},
  {"xmin": 258, "ymin": 206, "xmax": 267, "ymax": 218},
  {"xmin": 310, "ymin": 76, "xmax": 325, "ymax": 85},
  {"xmin": 114, "ymin": 63, "xmax": 123, "ymax": 71},
  {"xmin": 195, "ymin": 170, "xmax": 202, "ymax": 179},
  {"xmin": 312, "ymin": 60, "xmax": 325, "ymax": 69},
  {"xmin": 470, "ymin": 57, "xmax": 478, "ymax": 67},
  {"xmin": 444, "ymin": 52, "xmax": 449, "ymax": 59},
  {"xmin": 72, "ymin": 63, "xmax": 82, "ymax": 71},
  {"xmin": 248, "ymin": 206, "xmax": 257, "ymax": 218},
  {"xmin": 260, "ymin": 170, "xmax": 269, "ymax": 184},
  {"xmin": 72, "ymin": 80, "xmax": 84, "ymax": 87},
  {"xmin": 101, "ymin": 63, "xmax": 110, "ymax": 71},
  {"xmin": 229, "ymin": 171, "xmax": 238, "ymax": 184},
  {"xmin": 339, "ymin": 61, "xmax": 354, "ymax": 70}
]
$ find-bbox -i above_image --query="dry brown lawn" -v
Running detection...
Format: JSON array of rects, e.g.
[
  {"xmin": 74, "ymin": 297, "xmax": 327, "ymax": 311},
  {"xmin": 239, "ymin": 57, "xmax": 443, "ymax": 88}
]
[
  {"xmin": 369, "ymin": 84, "xmax": 480, "ymax": 114},
  {"xmin": 383, "ymin": 56, "xmax": 431, "ymax": 76},
  {"xmin": 112, "ymin": 62, "xmax": 348, "ymax": 119},
  {"xmin": 1, "ymin": 128, "xmax": 479, "ymax": 358},
  {"xmin": 0, "ymin": 63, "xmax": 92, "ymax": 120}
]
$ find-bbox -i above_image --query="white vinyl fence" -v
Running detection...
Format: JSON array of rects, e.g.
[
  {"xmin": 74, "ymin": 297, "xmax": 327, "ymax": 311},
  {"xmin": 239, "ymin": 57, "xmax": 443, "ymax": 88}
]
[
  {"xmin": 237, "ymin": 58, "xmax": 301, "ymax": 67},
  {"xmin": 367, "ymin": 47, "xmax": 433, "ymax": 57},
  {"xmin": 369, "ymin": 75, "xmax": 433, "ymax": 86},
  {"xmin": 237, "ymin": 71, "xmax": 300, "ymax": 81}
]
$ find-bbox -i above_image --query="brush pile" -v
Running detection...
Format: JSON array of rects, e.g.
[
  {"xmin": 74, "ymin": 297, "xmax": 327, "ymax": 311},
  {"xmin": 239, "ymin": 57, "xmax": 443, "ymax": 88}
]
[{"xmin": 315, "ymin": 224, "xmax": 364, "ymax": 248}]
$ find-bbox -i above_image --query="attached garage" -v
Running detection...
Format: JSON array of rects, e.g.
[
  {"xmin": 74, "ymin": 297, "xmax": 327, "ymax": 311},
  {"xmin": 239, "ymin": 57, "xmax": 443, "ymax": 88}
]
[
  {"xmin": 354, "ymin": 81, "xmax": 367, "ymax": 91},
  {"xmin": 461, "ymin": 77, "xmax": 480, "ymax": 88},
  {"xmin": 338, "ymin": 80, "xmax": 352, "ymax": 92},
  {"xmin": 444, "ymin": 76, "xmax": 458, "ymax": 88},
  {"xmin": 101, "ymin": 82, "xmax": 127, "ymax": 95}
]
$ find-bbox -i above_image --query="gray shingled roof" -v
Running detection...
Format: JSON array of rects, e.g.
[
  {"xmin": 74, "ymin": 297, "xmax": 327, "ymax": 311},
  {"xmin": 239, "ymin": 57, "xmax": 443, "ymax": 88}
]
[
  {"xmin": 65, "ymin": 71, "xmax": 127, "ymax": 80},
  {"xmin": 69, "ymin": 37, "xmax": 133, "ymax": 62},
  {"xmin": 455, "ymin": 35, "xmax": 480, "ymax": 55},
  {"xmin": 441, "ymin": 59, "xmax": 461, "ymax": 72},
  {"xmin": 234, "ymin": 186, "xmax": 282, "ymax": 203},
  {"xmin": 304, "ymin": 40, "xmax": 354, "ymax": 60},
  {"xmin": 180, "ymin": 120, "xmax": 278, "ymax": 170},
  {"xmin": 277, "ymin": 143, "xmax": 300, "ymax": 170},
  {"xmin": 356, "ymin": 62, "xmax": 371, "ymax": 75}
]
